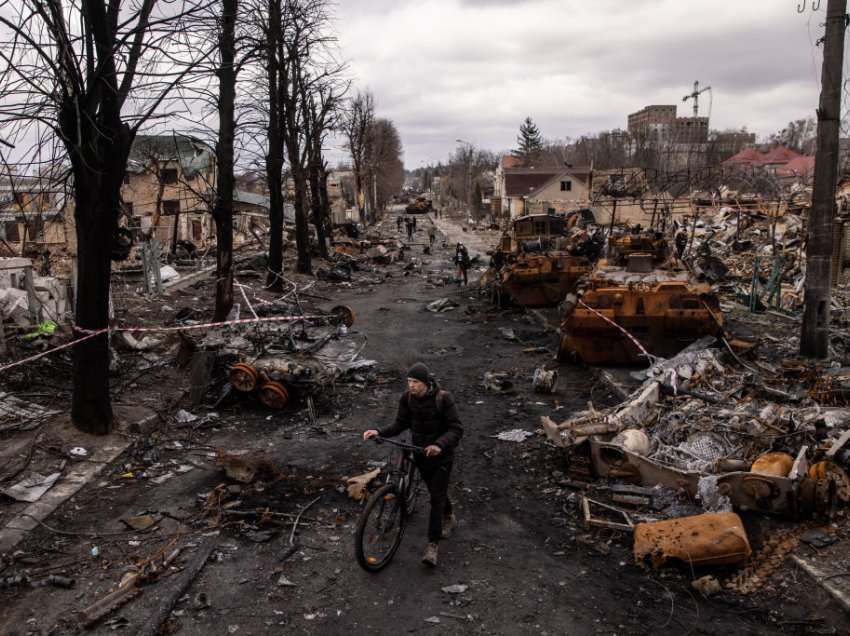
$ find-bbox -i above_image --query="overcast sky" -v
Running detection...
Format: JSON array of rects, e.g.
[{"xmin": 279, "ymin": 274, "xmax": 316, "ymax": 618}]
[{"xmin": 332, "ymin": 0, "xmax": 828, "ymax": 168}]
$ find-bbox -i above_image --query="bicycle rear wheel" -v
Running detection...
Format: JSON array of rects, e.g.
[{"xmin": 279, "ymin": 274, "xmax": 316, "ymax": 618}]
[{"xmin": 355, "ymin": 483, "xmax": 406, "ymax": 572}]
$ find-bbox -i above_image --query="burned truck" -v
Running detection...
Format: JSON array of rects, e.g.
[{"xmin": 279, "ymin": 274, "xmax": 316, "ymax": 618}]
[
  {"xmin": 489, "ymin": 213, "xmax": 601, "ymax": 308},
  {"xmin": 558, "ymin": 231, "xmax": 723, "ymax": 365}
]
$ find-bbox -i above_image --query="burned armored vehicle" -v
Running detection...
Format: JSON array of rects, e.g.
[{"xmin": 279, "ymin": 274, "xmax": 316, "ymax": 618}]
[
  {"xmin": 489, "ymin": 213, "xmax": 601, "ymax": 308},
  {"xmin": 558, "ymin": 230, "xmax": 723, "ymax": 365},
  {"xmin": 405, "ymin": 197, "xmax": 432, "ymax": 215}
]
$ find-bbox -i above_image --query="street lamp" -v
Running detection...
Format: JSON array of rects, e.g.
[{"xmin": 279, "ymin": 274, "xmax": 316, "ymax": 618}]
[{"xmin": 455, "ymin": 138, "xmax": 474, "ymax": 223}]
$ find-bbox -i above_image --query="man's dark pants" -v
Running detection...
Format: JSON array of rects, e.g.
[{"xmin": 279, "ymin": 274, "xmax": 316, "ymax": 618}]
[{"xmin": 415, "ymin": 456, "xmax": 453, "ymax": 543}]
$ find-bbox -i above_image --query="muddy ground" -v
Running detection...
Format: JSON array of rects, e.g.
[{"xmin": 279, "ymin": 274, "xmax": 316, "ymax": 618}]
[{"xmin": 0, "ymin": 212, "xmax": 847, "ymax": 635}]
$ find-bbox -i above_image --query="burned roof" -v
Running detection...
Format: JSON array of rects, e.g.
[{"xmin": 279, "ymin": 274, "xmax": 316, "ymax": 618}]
[{"xmin": 128, "ymin": 134, "xmax": 214, "ymax": 178}]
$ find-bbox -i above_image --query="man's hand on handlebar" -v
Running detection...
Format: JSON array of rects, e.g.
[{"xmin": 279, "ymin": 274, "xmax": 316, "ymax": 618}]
[
  {"xmin": 362, "ymin": 429, "xmax": 379, "ymax": 441},
  {"xmin": 424, "ymin": 445, "xmax": 442, "ymax": 458}
]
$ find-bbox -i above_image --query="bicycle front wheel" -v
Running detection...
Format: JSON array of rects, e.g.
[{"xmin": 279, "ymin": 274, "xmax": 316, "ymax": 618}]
[{"xmin": 355, "ymin": 483, "xmax": 406, "ymax": 572}]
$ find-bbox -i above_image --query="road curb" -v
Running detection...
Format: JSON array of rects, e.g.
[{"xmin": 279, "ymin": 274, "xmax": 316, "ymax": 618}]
[
  {"xmin": 0, "ymin": 420, "xmax": 139, "ymax": 554},
  {"xmin": 791, "ymin": 554, "xmax": 850, "ymax": 615}
]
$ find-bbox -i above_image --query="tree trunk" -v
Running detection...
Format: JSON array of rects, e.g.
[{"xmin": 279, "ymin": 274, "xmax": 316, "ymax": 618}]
[
  {"xmin": 265, "ymin": 0, "xmax": 284, "ymax": 291},
  {"xmin": 319, "ymin": 161, "xmax": 331, "ymax": 236},
  {"xmin": 59, "ymin": 82, "xmax": 131, "ymax": 434},
  {"xmin": 309, "ymin": 155, "xmax": 328, "ymax": 259},
  {"xmin": 292, "ymin": 167, "xmax": 311, "ymax": 274},
  {"xmin": 353, "ymin": 163, "xmax": 364, "ymax": 224},
  {"xmin": 70, "ymin": 184, "xmax": 116, "ymax": 434},
  {"xmin": 213, "ymin": 0, "xmax": 237, "ymax": 321},
  {"xmin": 147, "ymin": 161, "xmax": 165, "ymax": 241},
  {"xmin": 801, "ymin": 0, "xmax": 846, "ymax": 357},
  {"xmin": 170, "ymin": 205, "xmax": 181, "ymax": 255}
]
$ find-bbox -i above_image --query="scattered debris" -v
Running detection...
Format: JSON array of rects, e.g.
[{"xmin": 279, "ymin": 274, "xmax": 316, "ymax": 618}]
[
  {"xmin": 692, "ymin": 575, "xmax": 722, "ymax": 597},
  {"xmin": 1, "ymin": 472, "xmax": 61, "ymax": 503},
  {"xmin": 215, "ymin": 450, "xmax": 278, "ymax": 484},
  {"xmin": 345, "ymin": 468, "xmax": 381, "ymax": 502},
  {"xmin": 482, "ymin": 372, "xmax": 513, "ymax": 393},
  {"xmin": 581, "ymin": 496, "xmax": 634, "ymax": 531},
  {"xmin": 121, "ymin": 514, "xmax": 159, "ymax": 532},
  {"xmin": 493, "ymin": 429, "xmax": 534, "ymax": 443},
  {"xmin": 532, "ymin": 367, "xmax": 558, "ymax": 393},
  {"xmin": 426, "ymin": 298, "xmax": 458, "ymax": 313}
]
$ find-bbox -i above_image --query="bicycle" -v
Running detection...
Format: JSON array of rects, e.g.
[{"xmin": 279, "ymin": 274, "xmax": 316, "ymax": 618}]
[{"xmin": 354, "ymin": 436, "xmax": 423, "ymax": 572}]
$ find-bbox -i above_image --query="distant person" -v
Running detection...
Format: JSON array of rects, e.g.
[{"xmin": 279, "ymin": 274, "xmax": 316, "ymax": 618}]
[
  {"xmin": 675, "ymin": 231, "xmax": 688, "ymax": 259},
  {"xmin": 406, "ymin": 217, "xmax": 415, "ymax": 241},
  {"xmin": 412, "ymin": 216, "xmax": 417, "ymax": 233},
  {"xmin": 455, "ymin": 242, "xmax": 470, "ymax": 285},
  {"xmin": 362, "ymin": 362, "xmax": 463, "ymax": 567},
  {"xmin": 397, "ymin": 215, "xmax": 403, "ymax": 232},
  {"xmin": 428, "ymin": 225, "xmax": 437, "ymax": 248}
]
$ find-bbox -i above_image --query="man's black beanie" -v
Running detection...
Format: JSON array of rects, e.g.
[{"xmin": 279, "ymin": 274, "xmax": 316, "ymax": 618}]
[{"xmin": 407, "ymin": 362, "xmax": 431, "ymax": 384}]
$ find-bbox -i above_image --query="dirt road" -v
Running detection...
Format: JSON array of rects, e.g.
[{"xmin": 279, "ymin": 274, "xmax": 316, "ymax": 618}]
[{"xmin": 0, "ymin": 214, "xmax": 845, "ymax": 635}]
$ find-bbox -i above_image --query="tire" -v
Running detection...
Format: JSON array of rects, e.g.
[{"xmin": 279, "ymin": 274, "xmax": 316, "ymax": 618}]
[
  {"xmin": 355, "ymin": 484, "xmax": 406, "ymax": 573},
  {"xmin": 403, "ymin": 463, "xmax": 421, "ymax": 516}
]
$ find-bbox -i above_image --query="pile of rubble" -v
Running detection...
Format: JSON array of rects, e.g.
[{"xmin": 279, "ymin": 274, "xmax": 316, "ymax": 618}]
[
  {"xmin": 542, "ymin": 332, "xmax": 850, "ymax": 579},
  {"xmin": 684, "ymin": 206, "xmax": 806, "ymax": 312}
]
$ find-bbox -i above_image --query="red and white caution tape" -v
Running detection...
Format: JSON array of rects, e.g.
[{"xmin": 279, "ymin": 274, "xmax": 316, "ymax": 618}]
[
  {"xmin": 0, "ymin": 313, "xmax": 334, "ymax": 374},
  {"xmin": 73, "ymin": 313, "xmax": 330, "ymax": 335},
  {"xmin": 577, "ymin": 299, "xmax": 655, "ymax": 362},
  {"xmin": 0, "ymin": 328, "xmax": 108, "ymax": 374}
]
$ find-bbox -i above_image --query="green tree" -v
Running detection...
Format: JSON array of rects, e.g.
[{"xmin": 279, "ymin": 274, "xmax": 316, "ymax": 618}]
[{"xmin": 516, "ymin": 116, "xmax": 544, "ymax": 165}]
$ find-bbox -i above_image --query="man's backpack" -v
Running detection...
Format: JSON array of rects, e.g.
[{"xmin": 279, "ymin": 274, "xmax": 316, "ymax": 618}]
[{"xmin": 407, "ymin": 389, "xmax": 447, "ymax": 417}]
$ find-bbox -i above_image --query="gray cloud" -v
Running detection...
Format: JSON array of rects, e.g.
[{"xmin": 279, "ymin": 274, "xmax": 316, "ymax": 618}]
[{"xmin": 333, "ymin": 1, "xmax": 824, "ymax": 166}]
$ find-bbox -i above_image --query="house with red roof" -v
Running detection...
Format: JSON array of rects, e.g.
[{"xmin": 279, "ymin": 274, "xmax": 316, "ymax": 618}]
[{"xmin": 723, "ymin": 145, "xmax": 814, "ymax": 179}]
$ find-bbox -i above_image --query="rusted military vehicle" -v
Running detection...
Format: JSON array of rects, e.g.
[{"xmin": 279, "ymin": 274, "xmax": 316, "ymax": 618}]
[
  {"xmin": 558, "ymin": 232, "xmax": 723, "ymax": 365},
  {"xmin": 490, "ymin": 213, "xmax": 601, "ymax": 308},
  {"xmin": 405, "ymin": 197, "xmax": 432, "ymax": 215}
]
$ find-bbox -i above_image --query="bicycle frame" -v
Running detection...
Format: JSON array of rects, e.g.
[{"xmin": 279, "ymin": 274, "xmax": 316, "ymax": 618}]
[{"xmin": 374, "ymin": 437, "xmax": 422, "ymax": 504}]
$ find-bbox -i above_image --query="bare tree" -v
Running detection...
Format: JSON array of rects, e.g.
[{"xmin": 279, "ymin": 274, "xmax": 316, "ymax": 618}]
[
  {"xmin": 256, "ymin": 0, "xmax": 339, "ymax": 278},
  {"xmin": 212, "ymin": 0, "xmax": 238, "ymax": 320},
  {"xmin": 305, "ymin": 80, "xmax": 346, "ymax": 258},
  {"xmin": 366, "ymin": 118, "xmax": 404, "ymax": 213},
  {"xmin": 343, "ymin": 90, "xmax": 374, "ymax": 224},
  {"xmin": 0, "ymin": 0, "xmax": 211, "ymax": 434}
]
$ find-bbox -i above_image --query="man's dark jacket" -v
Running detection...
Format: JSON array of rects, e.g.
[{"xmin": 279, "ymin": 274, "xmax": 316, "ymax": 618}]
[{"xmin": 379, "ymin": 383, "xmax": 463, "ymax": 457}]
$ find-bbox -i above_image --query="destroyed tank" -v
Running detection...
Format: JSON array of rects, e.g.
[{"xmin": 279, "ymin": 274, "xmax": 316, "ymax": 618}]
[
  {"xmin": 404, "ymin": 197, "xmax": 432, "ymax": 215},
  {"xmin": 558, "ymin": 231, "xmax": 723, "ymax": 365},
  {"xmin": 491, "ymin": 214, "xmax": 600, "ymax": 308}
]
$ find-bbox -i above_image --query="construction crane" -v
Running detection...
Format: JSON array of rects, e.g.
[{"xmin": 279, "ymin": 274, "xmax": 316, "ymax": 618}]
[{"xmin": 682, "ymin": 80, "xmax": 711, "ymax": 117}]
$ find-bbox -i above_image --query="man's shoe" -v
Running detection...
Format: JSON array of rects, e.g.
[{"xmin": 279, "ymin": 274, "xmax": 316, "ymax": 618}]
[
  {"xmin": 421, "ymin": 542, "xmax": 439, "ymax": 567},
  {"xmin": 441, "ymin": 514, "xmax": 457, "ymax": 539}
]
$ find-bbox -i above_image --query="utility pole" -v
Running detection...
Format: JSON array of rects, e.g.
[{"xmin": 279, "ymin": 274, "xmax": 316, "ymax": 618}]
[{"xmin": 801, "ymin": 0, "xmax": 847, "ymax": 358}]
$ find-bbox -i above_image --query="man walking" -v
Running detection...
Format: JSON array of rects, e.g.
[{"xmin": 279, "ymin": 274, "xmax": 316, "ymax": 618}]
[
  {"xmin": 455, "ymin": 242, "xmax": 470, "ymax": 285},
  {"xmin": 428, "ymin": 225, "xmax": 437, "ymax": 248},
  {"xmin": 363, "ymin": 362, "xmax": 462, "ymax": 567}
]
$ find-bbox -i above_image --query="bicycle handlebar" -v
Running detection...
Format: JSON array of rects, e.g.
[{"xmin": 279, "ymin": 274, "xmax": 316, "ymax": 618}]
[{"xmin": 373, "ymin": 436, "xmax": 424, "ymax": 453}]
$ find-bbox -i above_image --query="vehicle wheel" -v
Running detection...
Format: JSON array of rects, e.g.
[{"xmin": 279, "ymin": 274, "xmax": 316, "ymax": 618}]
[
  {"xmin": 229, "ymin": 362, "xmax": 258, "ymax": 392},
  {"xmin": 355, "ymin": 484, "xmax": 406, "ymax": 573},
  {"xmin": 257, "ymin": 381, "xmax": 289, "ymax": 409}
]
